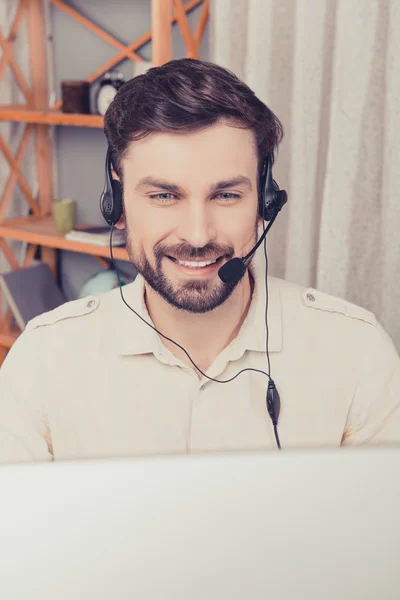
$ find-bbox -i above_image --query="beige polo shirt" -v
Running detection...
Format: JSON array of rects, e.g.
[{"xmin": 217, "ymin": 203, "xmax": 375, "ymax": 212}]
[{"xmin": 0, "ymin": 258, "xmax": 399, "ymax": 464}]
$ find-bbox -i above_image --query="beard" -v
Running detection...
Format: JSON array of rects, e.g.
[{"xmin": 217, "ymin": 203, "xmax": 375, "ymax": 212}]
[{"xmin": 124, "ymin": 225, "xmax": 258, "ymax": 314}]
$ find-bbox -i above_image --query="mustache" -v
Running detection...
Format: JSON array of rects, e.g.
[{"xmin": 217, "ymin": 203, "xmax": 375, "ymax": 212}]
[{"xmin": 155, "ymin": 242, "xmax": 235, "ymax": 263}]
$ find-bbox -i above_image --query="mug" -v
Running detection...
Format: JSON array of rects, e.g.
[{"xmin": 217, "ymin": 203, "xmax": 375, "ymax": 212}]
[{"xmin": 52, "ymin": 198, "xmax": 76, "ymax": 235}]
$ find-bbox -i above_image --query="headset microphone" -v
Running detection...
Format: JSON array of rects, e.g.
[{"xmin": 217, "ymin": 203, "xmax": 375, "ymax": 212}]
[{"xmin": 218, "ymin": 212, "xmax": 279, "ymax": 285}]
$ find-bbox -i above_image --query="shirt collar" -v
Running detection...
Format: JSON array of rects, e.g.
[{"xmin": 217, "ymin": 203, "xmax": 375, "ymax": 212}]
[{"xmin": 115, "ymin": 257, "xmax": 282, "ymax": 357}]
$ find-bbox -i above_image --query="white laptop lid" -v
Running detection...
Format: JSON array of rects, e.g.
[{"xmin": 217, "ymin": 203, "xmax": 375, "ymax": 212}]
[{"xmin": 0, "ymin": 447, "xmax": 399, "ymax": 600}]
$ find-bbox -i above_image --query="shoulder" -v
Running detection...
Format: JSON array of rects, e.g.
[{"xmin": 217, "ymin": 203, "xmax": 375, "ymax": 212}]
[
  {"xmin": 25, "ymin": 295, "xmax": 101, "ymax": 333},
  {"xmin": 271, "ymin": 276, "xmax": 377, "ymax": 328},
  {"xmin": 1, "ymin": 295, "xmax": 102, "ymax": 375},
  {"xmin": 23, "ymin": 283, "xmax": 126, "ymax": 339},
  {"xmin": 300, "ymin": 285, "xmax": 377, "ymax": 327},
  {"xmin": 2, "ymin": 287, "xmax": 126, "ymax": 373}
]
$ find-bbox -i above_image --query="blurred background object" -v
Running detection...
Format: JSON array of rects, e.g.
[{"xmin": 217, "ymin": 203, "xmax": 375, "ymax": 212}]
[
  {"xmin": 94, "ymin": 71, "xmax": 125, "ymax": 116},
  {"xmin": 78, "ymin": 268, "xmax": 133, "ymax": 299},
  {"xmin": 61, "ymin": 80, "xmax": 90, "ymax": 113},
  {"xmin": 52, "ymin": 197, "xmax": 76, "ymax": 234}
]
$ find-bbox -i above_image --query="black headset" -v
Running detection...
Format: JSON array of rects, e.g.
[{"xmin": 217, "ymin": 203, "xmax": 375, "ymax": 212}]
[
  {"xmin": 100, "ymin": 148, "xmax": 124, "ymax": 227},
  {"xmin": 100, "ymin": 148, "xmax": 287, "ymax": 226},
  {"xmin": 100, "ymin": 147, "xmax": 288, "ymax": 449}
]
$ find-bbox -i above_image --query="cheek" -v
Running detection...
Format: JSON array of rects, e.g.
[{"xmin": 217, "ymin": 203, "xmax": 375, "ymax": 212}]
[
  {"xmin": 126, "ymin": 208, "xmax": 173, "ymax": 254},
  {"xmin": 223, "ymin": 206, "xmax": 258, "ymax": 240}
]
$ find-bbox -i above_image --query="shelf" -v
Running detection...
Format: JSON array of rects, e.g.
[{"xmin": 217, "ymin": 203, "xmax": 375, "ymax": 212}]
[
  {"xmin": 0, "ymin": 331, "xmax": 19, "ymax": 349},
  {"xmin": 0, "ymin": 107, "xmax": 104, "ymax": 128},
  {"xmin": 0, "ymin": 216, "xmax": 130, "ymax": 261}
]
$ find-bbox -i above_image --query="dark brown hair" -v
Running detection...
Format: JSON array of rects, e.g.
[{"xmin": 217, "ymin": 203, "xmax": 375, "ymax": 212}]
[{"xmin": 104, "ymin": 58, "xmax": 284, "ymax": 183}]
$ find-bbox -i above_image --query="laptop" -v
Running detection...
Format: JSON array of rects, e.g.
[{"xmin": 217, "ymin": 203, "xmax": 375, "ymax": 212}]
[{"xmin": 0, "ymin": 447, "xmax": 399, "ymax": 600}]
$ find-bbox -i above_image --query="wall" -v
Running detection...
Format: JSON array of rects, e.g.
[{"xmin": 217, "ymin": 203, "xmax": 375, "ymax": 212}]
[{"xmin": 49, "ymin": 0, "xmax": 209, "ymax": 299}]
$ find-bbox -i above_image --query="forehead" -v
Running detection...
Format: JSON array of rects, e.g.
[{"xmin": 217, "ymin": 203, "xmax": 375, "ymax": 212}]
[{"xmin": 122, "ymin": 122, "xmax": 258, "ymax": 184}]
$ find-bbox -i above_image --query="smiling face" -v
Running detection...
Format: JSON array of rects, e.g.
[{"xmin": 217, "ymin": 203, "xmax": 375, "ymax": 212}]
[{"xmin": 117, "ymin": 121, "xmax": 261, "ymax": 314}]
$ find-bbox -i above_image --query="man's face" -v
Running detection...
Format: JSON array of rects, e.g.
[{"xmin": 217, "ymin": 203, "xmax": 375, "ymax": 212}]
[{"xmin": 117, "ymin": 122, "xmax": 261, "ymax": 314}]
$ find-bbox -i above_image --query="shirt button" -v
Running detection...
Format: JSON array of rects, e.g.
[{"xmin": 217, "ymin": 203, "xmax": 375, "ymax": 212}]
[
  {"xmin": 87, "ymin": 300, "xmax": 96, "ymax": 308},
  {"xmin": 306, "ymin": 293, "xmax": 316, "ymax": 302}
]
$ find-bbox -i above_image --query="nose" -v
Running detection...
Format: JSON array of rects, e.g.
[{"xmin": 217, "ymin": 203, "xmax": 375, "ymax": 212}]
[{"xmin": 176, "ymin": 202, "xmax": 217, "ymax": 248}]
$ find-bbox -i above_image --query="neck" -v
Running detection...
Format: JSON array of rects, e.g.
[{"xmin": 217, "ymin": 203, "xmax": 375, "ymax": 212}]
[{"xmin": 144, "ymin": 272, "xmax": 254, "ymax": 376}]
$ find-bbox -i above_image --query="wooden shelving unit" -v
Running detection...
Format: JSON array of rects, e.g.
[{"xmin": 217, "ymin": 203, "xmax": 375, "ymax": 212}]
[
  {"xmin": 0, "ymin": 108, "xmax": 104, "ymax": 128},
  {"xmin": 0, "ymin": 216, "xmax": 130, "ymax": 262},
  {"xmin": 0, "ymin": 0, "xmax": 209, "ymax": 363}
]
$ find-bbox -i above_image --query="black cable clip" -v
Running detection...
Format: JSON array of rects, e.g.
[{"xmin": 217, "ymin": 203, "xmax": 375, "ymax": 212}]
[{"xmin": 266, "ymin": 379, "xmax": 280, "ymax": 426}]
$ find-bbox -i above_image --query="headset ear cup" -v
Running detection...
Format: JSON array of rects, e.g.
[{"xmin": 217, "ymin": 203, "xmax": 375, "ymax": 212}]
[
  {"xmin": 263, "ymin": 181, "xmax": 280, "ymax": 222},
  {"xmin": 258, "ymin": 184, "xmax": 265, "ymax": 219},
  {"xmin": 111, "ymin": 179, "xmax": 123, "ymax": 225},
  {"xmin": 258, "ymin": 159, "xmax": 267, "ymax": 219},
  {"xmin": 259, "ymin": 154, "xmax": 276, "ymax": 220}
]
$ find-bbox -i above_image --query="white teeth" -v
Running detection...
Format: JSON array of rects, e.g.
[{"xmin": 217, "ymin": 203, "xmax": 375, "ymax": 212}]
[{"xmin": 177, "ymin": 259, "xmax": 217, "ymax": 268}]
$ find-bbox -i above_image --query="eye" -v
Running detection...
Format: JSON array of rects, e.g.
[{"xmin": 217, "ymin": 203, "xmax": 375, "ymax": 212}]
[
  {"xmin": 149, "ymin": 193, "xmax": 176, "ymax": 203},
  {"xmin": 214, "ymin": 192, "xmax": 241, "ymax": 202}
]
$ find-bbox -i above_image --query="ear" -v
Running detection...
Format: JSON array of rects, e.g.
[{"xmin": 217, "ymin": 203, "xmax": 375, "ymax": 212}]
[
  {"xmin": 111, "ymin": 168, "xmax": 120, "ymax": 182},
  {"xmin": 257, "ymin": 215, "xmax": 263, "ymax": 227},
  {"xmin": 115, "ymin": 215, "xmax": 125, "ymax": 230}
]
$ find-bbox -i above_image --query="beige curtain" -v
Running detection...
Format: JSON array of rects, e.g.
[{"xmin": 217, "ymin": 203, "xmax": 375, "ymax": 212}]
[{"xmin": 210, "ymin": 0, "xmax": 400, "ymax": 350}]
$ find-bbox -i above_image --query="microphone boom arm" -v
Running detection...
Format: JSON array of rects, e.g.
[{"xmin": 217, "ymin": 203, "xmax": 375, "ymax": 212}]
[{"xmin": 242, "ymin": 210, "xmax": 278, "ymax": 262}]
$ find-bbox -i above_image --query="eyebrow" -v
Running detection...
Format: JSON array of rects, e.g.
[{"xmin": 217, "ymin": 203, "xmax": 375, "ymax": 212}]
[{"xmin": 134, "ymin": 176, "xmax": 252, "ymax": 195}]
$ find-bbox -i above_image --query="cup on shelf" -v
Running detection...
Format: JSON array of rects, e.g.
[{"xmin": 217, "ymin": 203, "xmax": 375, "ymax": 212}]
[{"xmin": 52, "ymin": 198, "xmax": 76, "ymax": 235}]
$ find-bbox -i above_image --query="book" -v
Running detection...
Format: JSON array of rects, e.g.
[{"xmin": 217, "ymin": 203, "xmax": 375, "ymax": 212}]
[
  {"xmin": 0, "ymin": 264, "xmax": 66, "ymax": 330},
  {"xmin": 65, "ymin": 225, "xmax": 126, "ymax": 247}
]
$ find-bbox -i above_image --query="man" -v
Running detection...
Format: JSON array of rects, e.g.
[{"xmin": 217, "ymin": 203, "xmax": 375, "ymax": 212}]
[{"xmin": 0, "ymin": 58, "xmax": 399, "ymax": 463}]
